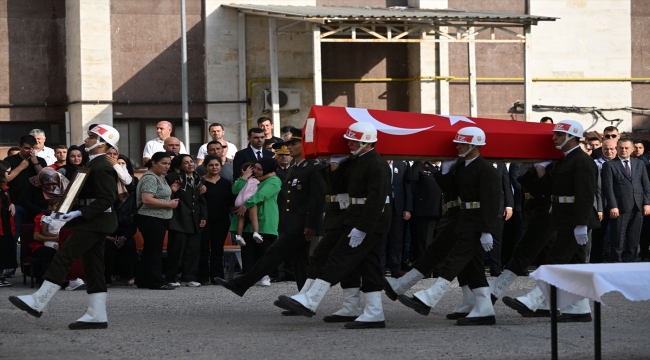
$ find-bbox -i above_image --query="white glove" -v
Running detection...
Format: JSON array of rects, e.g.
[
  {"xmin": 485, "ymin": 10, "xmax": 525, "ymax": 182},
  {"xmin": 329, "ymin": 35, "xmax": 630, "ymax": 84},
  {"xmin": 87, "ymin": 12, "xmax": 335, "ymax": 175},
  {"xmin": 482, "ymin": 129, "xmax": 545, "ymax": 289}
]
[
  {"xmin": 330, "ymin": 155, "xmax": 350, "ymax": 164},
  {"xmin": 59, "ymin": 210, "xmax": 82, "ymax": 221},
  {"xmin": 480, "ymin": 233, "xmax": 493, "ymax": 252},
  {"xmin": 348, "ymin": 228, "xmax": 366, "ymax": 248},
  {"xmin": 534, "ymin": 161, "xmax": 552, "ymax": 168},
  {"xmin": 574, "ymin": 225, "xmax": 588, "ymax": 245},
  {"xmin": 440, "ymin": 160, "xmax": 455, "ymax": 175}
]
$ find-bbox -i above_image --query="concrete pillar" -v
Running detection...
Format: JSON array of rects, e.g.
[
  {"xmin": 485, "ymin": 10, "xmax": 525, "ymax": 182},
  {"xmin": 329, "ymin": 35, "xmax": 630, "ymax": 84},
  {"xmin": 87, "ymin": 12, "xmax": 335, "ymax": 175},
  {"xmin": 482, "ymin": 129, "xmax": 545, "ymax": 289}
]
[
  {"xmin": 408, "ymin": 0, "xmax": 448, "ymax": 115},
  {"xmin": 65, "ymin": 0, "xmax": 113, "ymax": 145}
]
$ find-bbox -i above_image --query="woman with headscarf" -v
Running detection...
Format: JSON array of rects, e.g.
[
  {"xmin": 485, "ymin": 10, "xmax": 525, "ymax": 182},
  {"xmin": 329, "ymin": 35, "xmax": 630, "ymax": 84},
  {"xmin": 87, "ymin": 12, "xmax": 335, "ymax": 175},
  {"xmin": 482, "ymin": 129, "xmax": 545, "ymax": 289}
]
[
  {"xmin": 57, "ymin": 145, "xmax": 87, "ymax": 182},
  {"xmin": 230, "ymin": 157, "xmax": 281, "ymax": 286},
  {"xmin": 20, "ymin": 168, "xmax": 70, "ymax": 223},
  {"xmin": 104, "ymin": 152, "xmax": 139, "ymax": 287},
  {"xmin": 164, "ymin": 154, "xmax": 207, "ymax": 287}
]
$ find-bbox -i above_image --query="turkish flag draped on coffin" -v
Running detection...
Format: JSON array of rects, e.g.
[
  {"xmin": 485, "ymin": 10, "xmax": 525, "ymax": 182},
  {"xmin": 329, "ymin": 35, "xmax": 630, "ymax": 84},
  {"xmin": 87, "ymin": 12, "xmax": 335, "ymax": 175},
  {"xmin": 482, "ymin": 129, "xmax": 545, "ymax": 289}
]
[{"xmin": 302, "ymin": 106, "xmax": 564, "ymax": 161}]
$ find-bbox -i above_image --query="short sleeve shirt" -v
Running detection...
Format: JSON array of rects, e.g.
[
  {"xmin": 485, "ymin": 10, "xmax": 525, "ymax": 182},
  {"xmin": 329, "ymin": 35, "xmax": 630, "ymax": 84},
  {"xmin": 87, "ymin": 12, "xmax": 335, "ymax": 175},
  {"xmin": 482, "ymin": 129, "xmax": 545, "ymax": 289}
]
[{"xmin": 136, "ymin": 171, "xmax": 173, "ymax": 219}]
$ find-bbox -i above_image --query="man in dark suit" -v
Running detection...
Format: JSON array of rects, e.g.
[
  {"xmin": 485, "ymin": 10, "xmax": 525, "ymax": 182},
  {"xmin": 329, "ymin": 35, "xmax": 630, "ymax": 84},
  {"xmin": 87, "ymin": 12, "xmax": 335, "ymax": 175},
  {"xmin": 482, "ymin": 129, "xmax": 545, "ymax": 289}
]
[
  {"xmin": 232, "ymin": 127, "xmax": 274, "ymax": 180},
  {"xmin": 398, "ymin": 127, "xmax": 501, "ymax": 326},
  {"xmin": 501, "ymin": 163, "xmax": 523, "ymax": 268},
  {"xmin": 504, "ymin": 120, "xmax": 600, "ymax": 322},
  {"xmin": 9, "ymin": 124, "xmax": 120, "ymax": 330},
  {"xmin": 381, "ymin": 160, "xmax": 413, "ymax": 278},
  {"xmin": 601, "ymin": 138, "xmax": 650, "ymax": 263},
  {"xmin": 408, "ymin": 161, "xmax": 443, "ymax": 266},
  {"xmin": 488, "ymin": 162, "xmax": 514, "ymax": 276}
]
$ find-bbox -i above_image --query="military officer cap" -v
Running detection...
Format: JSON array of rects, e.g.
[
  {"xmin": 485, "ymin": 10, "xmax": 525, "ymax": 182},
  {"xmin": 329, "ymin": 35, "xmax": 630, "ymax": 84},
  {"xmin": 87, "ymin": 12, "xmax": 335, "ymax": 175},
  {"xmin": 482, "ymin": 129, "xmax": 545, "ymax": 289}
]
[
  {"xmin": 273, "ymin": 141, "xmax": 290, "ymax": 155},
  {"xmin": 286, "ymin": 127, "xmax": 303, "ymax": 144}
]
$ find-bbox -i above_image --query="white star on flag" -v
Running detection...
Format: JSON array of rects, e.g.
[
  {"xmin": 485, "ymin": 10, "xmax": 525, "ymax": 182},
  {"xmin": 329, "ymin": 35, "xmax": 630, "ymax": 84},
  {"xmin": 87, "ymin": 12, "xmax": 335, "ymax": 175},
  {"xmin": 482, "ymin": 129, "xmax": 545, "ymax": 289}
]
[{"xmin": 439, "ymin": 115, "xmax": 476, "ymax": 126}]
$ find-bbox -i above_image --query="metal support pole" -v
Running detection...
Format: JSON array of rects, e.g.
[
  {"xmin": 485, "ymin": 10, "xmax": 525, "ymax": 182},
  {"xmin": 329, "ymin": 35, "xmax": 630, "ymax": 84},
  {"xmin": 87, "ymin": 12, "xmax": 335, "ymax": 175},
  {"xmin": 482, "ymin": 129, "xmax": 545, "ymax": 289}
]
[
  {"xmin": 269, "ymin": 18, "xmax": 281, "ymax": 138},
  {"xmin": 65, "ymin": 111, "xmax": 71, "ymax": 148},
  {"xmin": 437, "ymin": 25, "xmax": 450, "ymax": 115},
  {"xmin": 238, "ymin": 13, "xmax": 247, "ymax": 147},
  {"xmin": 551, "ymin": 285, "xmax": 558, "ymax": 360},
  {"xmin": 524, "ymin": 24, "xmax": 532, "ymax": 122},
  {"xmin": 594, "ymin": 301, "xmax": 601, "ymax": 360},
  {"xmin": 312, "ymin": 23, "xmax": 323, "ymax": 106},
  {"xmin": 180, "ymin": 0, "xmax": 190, "ymax": 149},
  {"xmin": 467, "ymin": 24, "xmax": 477, "ymax": 117}
]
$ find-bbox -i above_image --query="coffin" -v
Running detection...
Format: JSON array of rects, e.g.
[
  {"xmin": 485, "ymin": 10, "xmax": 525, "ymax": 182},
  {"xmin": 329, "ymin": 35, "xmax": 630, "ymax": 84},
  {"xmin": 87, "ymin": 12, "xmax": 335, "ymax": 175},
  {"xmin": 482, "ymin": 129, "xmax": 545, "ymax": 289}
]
[{"xmin": 302, "ymin": 106, "xmax": 564, "ymax": 161}]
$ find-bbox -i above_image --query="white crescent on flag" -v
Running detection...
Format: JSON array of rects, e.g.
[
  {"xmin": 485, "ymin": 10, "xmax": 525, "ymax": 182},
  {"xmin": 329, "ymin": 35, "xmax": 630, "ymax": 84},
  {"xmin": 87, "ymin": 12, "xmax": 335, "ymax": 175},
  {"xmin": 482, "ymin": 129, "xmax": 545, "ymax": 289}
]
[{"xmin": 345, "ymin": 107, "xmax": 434, "ymax": 136}]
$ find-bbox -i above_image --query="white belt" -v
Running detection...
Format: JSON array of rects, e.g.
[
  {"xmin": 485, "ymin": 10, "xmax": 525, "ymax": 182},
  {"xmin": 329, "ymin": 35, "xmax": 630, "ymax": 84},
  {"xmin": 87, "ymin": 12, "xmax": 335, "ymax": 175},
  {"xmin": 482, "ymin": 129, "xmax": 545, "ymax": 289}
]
[
  {"xmin": 78, "ymin": 198, "xmax": 112, "ymax": 212},
  {"xmin": 551, "ymin": 195, "xmax": 575, "ymax": 204},
  {"xmin": 443, "ymin": 200, "xmax": 460, "ymax": 211},
  {"xmin": 460, "ymin": 201, "xmax": 481, "ymax": 209},
  {"xmin": 350, "ymin": 196, "xmax": 390, "ymax": 205}
]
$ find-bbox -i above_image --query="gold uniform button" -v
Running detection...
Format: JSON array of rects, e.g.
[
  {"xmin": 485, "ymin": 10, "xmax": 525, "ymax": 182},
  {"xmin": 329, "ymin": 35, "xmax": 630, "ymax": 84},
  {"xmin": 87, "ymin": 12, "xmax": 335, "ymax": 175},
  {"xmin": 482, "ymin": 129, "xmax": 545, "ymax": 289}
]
[
  {"xmin": 287, "ymin": 191, "xmax": 291, "ymax": 194},
  {"xmin": 287, "ymin": 200, "xmax": 290, "ymax": 203},
  {"xmin": 286, "ymin": 209, "xmax": 290, "ymax": 212}
]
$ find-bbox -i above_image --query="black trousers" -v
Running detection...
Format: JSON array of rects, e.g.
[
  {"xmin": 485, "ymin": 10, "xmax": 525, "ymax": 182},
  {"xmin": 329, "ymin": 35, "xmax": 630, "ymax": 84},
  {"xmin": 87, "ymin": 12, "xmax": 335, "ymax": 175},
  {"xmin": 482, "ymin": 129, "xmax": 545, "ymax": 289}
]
[
  {"xmin": 505, "ymin": 222, "xmax": 556, "ymax": 275},
  {"xmin": 545, "ymin": 229, "xmax": 589, "ymax": 265},
  {"xmin": 412, "ymin": 209, "xmax": 460, "ymax": 277},
  {"xmin": 640, "ymin": 215, "xmax": 650, "ymax": 260},
  {"xmin": 309, "ymin": 227, "xmax": 360, "ymax": 289},
  {"xmin": 32, "ymin": 246, "xmax": 57, "ymax": 275},
  {"xmin": 104, "ymin": 237, "xmax": 137, "ymax": 283},
  {"xmin": 609, "ymin": 209, "xmax": 643, "ymax": 262},
  {"xmin": 240, "ymin": 232, "xmax": 276, "ymax": 274},
  {"xmin": 198, "ymin": 217, "xmax": 230, "ymax": 282},
  {"xmin": 438, "ymin": 231, "xmax": 489, "ymax": 290},
  {"xmin": 590, "ymin": 216, "xmax": 610, "ymax": 263},
  {"xmin": 44, "ymin": 228, "xmax": 108, "ymax": 294},
  {"xmin": 381, "ymin": 205, "xmax": 406, "ymax": 273},
  {"xmin": 318, "ymin": 226, "xmax": 383, "ymax": 293},
  {"xmin": 166, "ymin": 230, "xmax": 201, "ymax": 282},
  {"xmin": 135, "ymin": 215, "xmax": 168, "ymax": 289},
  {"xmin": 409, "ymin": 215, "xmax": 439, "ymax": 263},
  {"xmin": 234, "ymin": 232, "xmax": 308, "ymax": 290},
  {"xmin": 502, "ymin": 210, "xmax": 523, "ymax": 266},
  {"xmin": 488, "ymin": 216, "xmax": 505, "ymax": 274}
]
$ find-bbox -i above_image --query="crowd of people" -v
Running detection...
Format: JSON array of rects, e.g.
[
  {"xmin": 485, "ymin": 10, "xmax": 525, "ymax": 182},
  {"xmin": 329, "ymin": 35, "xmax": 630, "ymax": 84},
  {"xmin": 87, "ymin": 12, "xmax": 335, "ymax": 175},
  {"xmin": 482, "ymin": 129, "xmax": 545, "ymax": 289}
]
[{"xmin": 2, "ymin": 114, "xmax": 649, "ymax": 330}]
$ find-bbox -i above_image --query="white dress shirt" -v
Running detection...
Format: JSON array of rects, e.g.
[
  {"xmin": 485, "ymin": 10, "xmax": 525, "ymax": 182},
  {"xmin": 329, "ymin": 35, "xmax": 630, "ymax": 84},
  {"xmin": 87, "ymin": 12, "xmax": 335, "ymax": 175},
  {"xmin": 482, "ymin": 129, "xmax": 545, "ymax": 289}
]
[
  {"xmin": 36, "ymin": 146, "xmax": 56, "ymax": 166},
  {"xmin": 142, "ymin": 138, "xmax": 187, "ymax": 158},
  {"xmin": 196, "ymin": 140, "xmax": 237, "ymax": 160}
]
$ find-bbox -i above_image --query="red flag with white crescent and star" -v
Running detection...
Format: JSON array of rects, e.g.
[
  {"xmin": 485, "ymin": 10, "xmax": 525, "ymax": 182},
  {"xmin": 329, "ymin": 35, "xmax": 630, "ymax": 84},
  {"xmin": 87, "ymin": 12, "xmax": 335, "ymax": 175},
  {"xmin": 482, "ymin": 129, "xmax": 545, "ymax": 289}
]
[{"xmin": 301, "ymin": 105, "xmax": 563, "ymax": 161}]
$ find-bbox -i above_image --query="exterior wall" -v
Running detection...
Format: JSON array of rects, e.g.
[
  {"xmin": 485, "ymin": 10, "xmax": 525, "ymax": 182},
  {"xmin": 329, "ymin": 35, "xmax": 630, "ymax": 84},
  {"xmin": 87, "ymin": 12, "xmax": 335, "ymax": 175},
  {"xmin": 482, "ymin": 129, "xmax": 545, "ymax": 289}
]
[
  {"xmin": 631, "ymin": 0, "xmax": 650, "ymax": 131},
  {"xmin": 448, "ymin": 0, "xmax": 525, "ymax": 119},
  {"xmin": 528, "ymin": 0, "xmax": 632, "ymax": 132},
  {"xmin": 0, "ymin": 0, "xmax": 66, "ymax": 123},
  {"xmin": 110, "ymin": 0, "xmax": 205, "ymax": 119}
]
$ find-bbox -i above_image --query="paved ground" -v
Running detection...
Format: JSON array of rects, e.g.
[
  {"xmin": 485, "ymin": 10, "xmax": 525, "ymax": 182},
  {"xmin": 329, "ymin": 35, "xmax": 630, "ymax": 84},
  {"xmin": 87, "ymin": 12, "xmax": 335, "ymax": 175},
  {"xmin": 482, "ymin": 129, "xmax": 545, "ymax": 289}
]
[{"xmin": 0, "ymin": 272, "xmax": 648, "ymax": 360}]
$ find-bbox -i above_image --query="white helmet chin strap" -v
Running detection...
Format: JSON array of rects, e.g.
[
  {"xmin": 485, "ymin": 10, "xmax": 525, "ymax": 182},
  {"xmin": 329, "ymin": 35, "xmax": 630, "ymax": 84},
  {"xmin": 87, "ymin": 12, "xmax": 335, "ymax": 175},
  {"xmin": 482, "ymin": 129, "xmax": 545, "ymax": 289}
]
[
  {"xmin": 351, "ymin": 142, "xmax": 370, "ymax": 156},
  {"xmin": 555, "ymin": 135, "xmax": 574, "ymax": 150},
  {"xmin": 84, "ymin": 141, "xmax": 105, "ymax": 152},
  {"xmin": 459, "ymin": 144, "xmax": 477, "ymax": 158}
]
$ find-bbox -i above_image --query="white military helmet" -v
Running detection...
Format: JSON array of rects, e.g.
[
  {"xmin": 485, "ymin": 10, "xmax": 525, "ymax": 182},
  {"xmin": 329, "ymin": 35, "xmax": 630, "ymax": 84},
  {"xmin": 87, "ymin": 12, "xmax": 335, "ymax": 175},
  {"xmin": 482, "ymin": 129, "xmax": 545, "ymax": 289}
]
[
  {"xmin": 553, "ymin": 120, "xmax": 583, "ymax": 150},
  {"xmin": 343, "ymin": 122, "xmax": 378, "ymax": 143},
  {"xmin": 452, "ymin": 127, "xmax": 486, "ymax": 146},
  {"xmin": 87, "ymin": 124, "xmax": 120, "ymax": 152}
]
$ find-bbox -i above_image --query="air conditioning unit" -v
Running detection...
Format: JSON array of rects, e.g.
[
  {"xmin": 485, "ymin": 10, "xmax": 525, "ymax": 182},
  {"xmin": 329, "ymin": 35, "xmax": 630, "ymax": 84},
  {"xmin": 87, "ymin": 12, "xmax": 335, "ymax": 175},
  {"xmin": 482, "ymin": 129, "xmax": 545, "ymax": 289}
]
[{"xmin": 263, "ymin": 88, "xmax": 300, "ymax": 111}]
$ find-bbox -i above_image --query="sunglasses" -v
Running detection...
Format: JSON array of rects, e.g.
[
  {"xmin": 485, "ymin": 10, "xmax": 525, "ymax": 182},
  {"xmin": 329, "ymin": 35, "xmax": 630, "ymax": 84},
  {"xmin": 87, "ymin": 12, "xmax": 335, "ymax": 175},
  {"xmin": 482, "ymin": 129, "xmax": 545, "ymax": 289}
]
[{"xmin": 603, "ymin": 134, "xmax": 618, "ymax": 139}]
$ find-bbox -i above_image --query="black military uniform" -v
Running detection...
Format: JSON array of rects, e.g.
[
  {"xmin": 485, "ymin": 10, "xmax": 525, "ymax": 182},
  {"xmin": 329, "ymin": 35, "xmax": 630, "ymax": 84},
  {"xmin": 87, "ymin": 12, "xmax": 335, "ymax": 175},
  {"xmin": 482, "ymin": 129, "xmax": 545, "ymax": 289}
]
[
  {"xmin": 312, "ymin": 149, "xmax": 391, "ymax": 293},
  {"xmin": 218, "ymin": 131, "xmax": 326, "ymax": 294},
  {"xmin": 45, "ymin": 154, "xmax": 118, "ymax": 293},
  {"xmin": 165, "ymin": 169, "xmax": 207, "ymax": 284},
  {"xmin": 437, "ymin": 156, "xmax": 501, "ymax": 290}
]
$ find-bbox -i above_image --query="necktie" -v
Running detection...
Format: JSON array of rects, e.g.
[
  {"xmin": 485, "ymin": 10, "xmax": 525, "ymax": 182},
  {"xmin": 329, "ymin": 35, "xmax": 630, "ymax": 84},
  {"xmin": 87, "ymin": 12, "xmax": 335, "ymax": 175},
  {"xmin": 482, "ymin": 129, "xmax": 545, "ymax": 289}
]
[
  {"xmin": 624, "ymin": 160, "xmax": 631, "ymax": 176},
  {"xmin": 187, "ymin": 175, "xmax": 194, "ymax": 188},
  {"xmin": 256, "ymin": 151, "xmax": 261, "ymax": 161}
]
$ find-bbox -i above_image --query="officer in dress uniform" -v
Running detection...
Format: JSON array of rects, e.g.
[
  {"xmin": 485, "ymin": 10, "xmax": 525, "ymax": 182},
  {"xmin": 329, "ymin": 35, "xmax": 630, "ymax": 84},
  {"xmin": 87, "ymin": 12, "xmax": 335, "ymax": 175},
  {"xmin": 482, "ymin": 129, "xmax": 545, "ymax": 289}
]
[
  {"xmin": 383, "ymin": 157, "xmax": 483, "ymax": 320},
  {"xmin": 502, "ymin": 120, "xmax": 600, "ymax": 322},
  {"xmin": 215, "ymin": 128, "xmax": 326, "ymax": 294},
  {"xmin": 9, "ymin": 125, "xmax": 120, "ymax": 330},
  {"xmin": 276, "ymin": 121, "xmax": 392, "ymax": 329},
  {"xmin": 397, "ymin": 127, "xmax": 502, "ymax": 326},
  {"xmin": 275, "ymin": 154, "xmax": 365, "ymax": 321}
]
